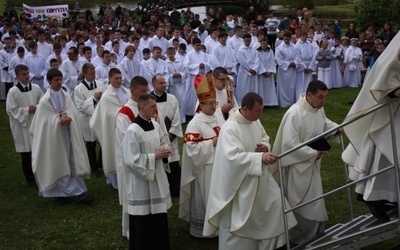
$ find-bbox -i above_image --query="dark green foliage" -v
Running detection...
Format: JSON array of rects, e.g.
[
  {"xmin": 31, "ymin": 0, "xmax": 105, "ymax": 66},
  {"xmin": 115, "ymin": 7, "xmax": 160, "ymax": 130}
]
[{"xmin": 355, "ymin": 0, "xmax": 400, "ymax": 32}]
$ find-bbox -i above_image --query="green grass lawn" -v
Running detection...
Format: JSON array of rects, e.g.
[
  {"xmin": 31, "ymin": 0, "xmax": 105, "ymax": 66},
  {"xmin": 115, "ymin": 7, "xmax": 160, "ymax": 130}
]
[{"xmin": 1, "ymin": 86, "xmax": 399, "ymax": 249}]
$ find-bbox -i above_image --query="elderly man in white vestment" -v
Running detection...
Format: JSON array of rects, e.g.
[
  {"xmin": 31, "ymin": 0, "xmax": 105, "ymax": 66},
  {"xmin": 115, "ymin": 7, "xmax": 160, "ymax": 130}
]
[
  {"xmin": 204, "ymin": 92, "xmax": 297, "ymax": 249},
  {"xmin": 122, "ymin": 94, "xmax": 172, "ymax": 250},
  {"xmin": 275, "ymin": 31, "xmax": 299, "ymax": 108},
  {"xmin": 180, "ymin": 72, "xmax": 225, "ymax": 237},
  {"xmin": 74, "ymin": 63, "xmax": 104, "ymax": 178},
  {"xmin": 272, "ymin": 81, "xmax": 339, "ymax": 245},
  {"xmin": 342, "ymin": 32, "xmax": 400, "ymax": 222},
  {"xmin": 90, "ymin": 68, "xmax": 130, "ymax": 189},
  {"xmin": 6, "ymin": 64, "xmax": 43, "ymax": 187},
  {"xmin": 115, "ymin": 76, "xmax": 149, "ymax": 239},
  {"xmin": 30, "ymin": 69, "xmax": 92, "ymax": 204}
]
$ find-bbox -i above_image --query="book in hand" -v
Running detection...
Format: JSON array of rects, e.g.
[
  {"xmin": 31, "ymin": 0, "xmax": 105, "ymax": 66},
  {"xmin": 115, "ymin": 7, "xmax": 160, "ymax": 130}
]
[
  {"xmin": 164, "ymin": 116, "xmax": 172, "ymax": 132},
  {"xmin": 308, "ymin": 137, "xmax": 331, "ymax": 151}
]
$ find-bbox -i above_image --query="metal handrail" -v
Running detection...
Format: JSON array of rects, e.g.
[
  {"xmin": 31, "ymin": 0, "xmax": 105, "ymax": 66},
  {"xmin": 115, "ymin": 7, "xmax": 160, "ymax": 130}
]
[{"xmin": 278, "ymin": 97, "xmax": 400, "ymax": 250}]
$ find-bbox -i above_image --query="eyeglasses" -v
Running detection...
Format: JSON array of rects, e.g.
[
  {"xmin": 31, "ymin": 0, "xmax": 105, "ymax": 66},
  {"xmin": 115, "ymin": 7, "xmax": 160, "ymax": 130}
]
[
  {"xmin": 216, "ymin": 77, "xmax": 227, "ymax": 82},
  {"xmin": 201, "ymin": 101, "xmax": 218, "ymax": 106}
]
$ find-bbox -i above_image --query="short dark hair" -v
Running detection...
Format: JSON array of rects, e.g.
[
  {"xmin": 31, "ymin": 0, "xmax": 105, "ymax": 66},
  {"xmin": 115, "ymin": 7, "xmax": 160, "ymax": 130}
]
[
  {"xmin": 138, "ymin": 93, "xmax": 156, "ymax": 110},
  {"xmin": 47, "ymin": 68, "xmax": 63, "ymax": 81},
  {"xmin": 69, "ymin": 46, "xmax": 79, "ymax": 55},
  {"xmin": 108, "ymin": 68, "xmax": 121, "ymax": 78},
  {"xmin": 143, "ymin": 48, "xmax": 151, "ymax": 54},
  {"xmin": 241, "ymin": 92, "xmax": 263, "ymax": 110},
  {"xmin": 125, "ymin": 45, "xmax": 135, "ymax": 56},
  {"xmin": 82, "ymin": 63, "xmax": 95, "ymax": 73},
  {"xmin": 212, "ymin": 67, "xmax": 227, "ymax": 78},
  {"xmin": 49, "ymin": 58, "xmax": 58, "ymax": 65},
  {"xmin": 306, "ymin": 80, "xmax": 328, "ymax": 95},
  {"xmin": 152, "ymin": 46, "xmax": 162, "ymax": 53},
  {"xmin": 83, "ymin": 46, "xmax": 92, "ymax": 53},
  {"xmin": 130, "ymin": 76, "xmax": 148, "ymax": 90},
  {"xmin": 192, "ymin": 37, "xmax": 201, "ymax": 45},
  {"xmin": 15, "ymin": 64, "xmax": 29, "ymax": 75},
  {"xmin": 243, "ymin": 34, "xmax": 251, "ymax": 40}
]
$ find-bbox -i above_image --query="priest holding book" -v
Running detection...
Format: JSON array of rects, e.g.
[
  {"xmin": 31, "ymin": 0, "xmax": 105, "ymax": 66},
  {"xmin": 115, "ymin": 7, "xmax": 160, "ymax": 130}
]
[{"xmin": 272, "ymin": 80, "xmax": 340, "ymax": 245}]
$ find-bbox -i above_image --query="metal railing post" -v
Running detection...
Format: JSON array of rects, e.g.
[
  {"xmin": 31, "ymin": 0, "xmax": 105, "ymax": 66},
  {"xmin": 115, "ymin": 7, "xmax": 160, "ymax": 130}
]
[{"xmin": 387, "ymin": 102, "xmax": 400, "ymax": 226}]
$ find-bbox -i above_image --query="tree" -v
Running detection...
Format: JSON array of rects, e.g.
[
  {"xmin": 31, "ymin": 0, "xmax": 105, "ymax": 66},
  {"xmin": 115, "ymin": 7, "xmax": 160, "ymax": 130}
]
[
  {"xmin": 293, "ymin": 0, "xmax": 315, "ymax": 9},
  {"xmin": 354, "ymin": 0, "xmax": 400, "ymax": 31}
]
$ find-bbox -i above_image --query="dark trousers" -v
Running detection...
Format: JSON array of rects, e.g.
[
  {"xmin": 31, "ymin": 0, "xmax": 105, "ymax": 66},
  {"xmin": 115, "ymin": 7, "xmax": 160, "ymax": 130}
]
[
  {"xmin": 129, "ymin": 213, "xmax": 170, "ymax": 250},
  {"xmin": 86, "ymin": 141, "xmax": 99, "ymax": 173},
  {"xmin": 20, "ymin": 152, "xmax": 35, "ymax": 184},
  {"xmin": 167, "ymin": 161, "xmax": 181, "ymax": 197},
  {"xmin": 5, "ymin": 82, "xmax": 13, "ymax": 97},
  {"xmin": 267, "ymin": 34, "xmax": 277, "ymax": 51}
]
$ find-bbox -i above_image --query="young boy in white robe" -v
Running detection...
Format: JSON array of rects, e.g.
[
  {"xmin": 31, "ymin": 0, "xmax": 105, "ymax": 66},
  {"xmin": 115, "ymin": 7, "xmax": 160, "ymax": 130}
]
[
  {"xmin": 235, "ymin": 34, "xmax": 259, "ymax": 105},
  {"xmin": 30, "ymin": 68, "xmax": 92, "ymax": 204},
  {"xmin": 6, "ymin": 64, "xmax": 43, "ymax": 187},
  {"xmin": 142, "ymin": 46, "xmax": 169, "ymax": 92},
  {"xmin": 118, "ymin": 45, "xmax": 143, "ymax": 88},
  {"xmin": 255, "ymin": 38, "xmax": 277, "ymax": 106},
  {"xmin": 166, "ymin": 47, "xmax": 187, "ymax": 124}
]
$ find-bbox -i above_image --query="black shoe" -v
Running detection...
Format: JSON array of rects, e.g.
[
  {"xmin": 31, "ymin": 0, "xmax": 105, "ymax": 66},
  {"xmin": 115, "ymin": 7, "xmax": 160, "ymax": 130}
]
[
  {"xmin": 367, "ymin": 203, "xmax": 390, "ymax": 222},
  {"xmin": 75, "ymin": 194, "xmax": 94, "ymax": 205},
  {"xmin": 27, "ymin": 182, "xmax": 37, "ymax": 189},
  {"xmin": 92, "ymin": 171, "xmax": 102, "ymax": 178}
]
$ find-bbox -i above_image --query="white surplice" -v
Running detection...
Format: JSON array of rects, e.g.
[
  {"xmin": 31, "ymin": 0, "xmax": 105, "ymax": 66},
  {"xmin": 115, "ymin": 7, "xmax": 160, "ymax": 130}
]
[
  {"xmin": 118, "ymin": 56, "xmax": 143, "ymax": 88},
  {"xmin": 24, "ymin": 52, "xmax": 46, "ymax": 91},
  {"xmin": 212, "ymin": 43, "xmax": 237, "ymax": 74},
  {"xmin": 166, "ymin": 58, "xmax": 187, "ymax": 124},
  {"xmin": 275, "ymin": 43, "xmax": 299, "ymax": 107},
  {"xmin": 6, "ymin": 83, "xmax": 43, "ymax": 152},
  {"xmin": 295, "ymin": 40, "xmax": 316, "ymax": 97},
  {"xmin": 74, "ymin": 80, "xmax": 105, "ymax": 141},
  {"xmin": 343, "ymin": 45, "xmax": 363, "ymax": 88},
  {"xmin": 235, "ymin": 44, "xmax": 259, "ymax": 105},
  {"xmin": 183, "ymin": 50, "xmax": 211, "ymax": 116},
  {"xmin": 95, "ymin": 62, "xmax": 117, "ymax": 87},
  {"xmin": 142, "ymin": 58, "xmax": 169, "ymax": 92},
  {"xmin": 60, "ymin": 58, "xmax": 86, "ymax": 99},
  {"xmin": 122, "ymin": 118, "xmax": 172, "ymax": 215},
  {"xmin": 256, "ymin": 48, "xmax": 278, "ymax": 106}
]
